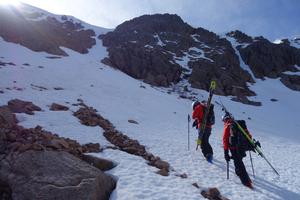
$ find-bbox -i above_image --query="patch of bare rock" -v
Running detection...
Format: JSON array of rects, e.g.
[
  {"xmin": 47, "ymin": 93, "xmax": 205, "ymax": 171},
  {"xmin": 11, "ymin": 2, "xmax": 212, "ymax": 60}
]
[
  {"xmin": 7, "ymin": 99, "xmax": 42, "ymax": 115},
  {"xmin": 231, "ymin": 96, "xmax": 262, "ymax": 106},
  {"xmin": 73, "ymin": 100, "xmax": 171, "ymax": 176},
  {"xmin": 49, "ymin": 103, "xmax": 69, "ymax": 111},
  {"xmin": 128, "ymin": 119, "xmax": 139, "ymax": 124},
  {"xmin": 30, "ymin": 84, "xmax": 48, "ymax": 91},
  {"xmin": 0, "ymin": 101, "xmax": 116, "ymax": 200},
  {"xmin": 53, "ymin": 87, "xmax": 64, "ymax": 90},
  {"xmin": 201, "ymin": 188, "xmax": 230, "ymax": 200}
]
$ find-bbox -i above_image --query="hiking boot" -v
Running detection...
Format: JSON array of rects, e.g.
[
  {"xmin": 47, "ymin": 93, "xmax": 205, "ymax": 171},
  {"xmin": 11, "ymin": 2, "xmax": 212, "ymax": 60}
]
[
  {"xmin": 244, "ymin": 181, "xmax": 253, "ymax": 189},
  {"xmin": 206, "ymin": 154, "xmax": 213, "ymax": 163}
]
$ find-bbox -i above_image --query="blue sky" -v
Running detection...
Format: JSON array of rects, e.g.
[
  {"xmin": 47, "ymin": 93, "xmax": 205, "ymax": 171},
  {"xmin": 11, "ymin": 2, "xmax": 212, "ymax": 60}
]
[{"xmin": 20, "ymin": 0, "xmax": 300, "ymax": 41}]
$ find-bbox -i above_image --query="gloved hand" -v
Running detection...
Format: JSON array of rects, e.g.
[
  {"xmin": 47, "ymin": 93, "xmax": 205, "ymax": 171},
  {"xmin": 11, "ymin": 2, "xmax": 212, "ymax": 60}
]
[
  {"xmin": 192, "ymin": 120, "xmax": 198, "ymax": 128},
  {"xmin": 254, "ymin": 139, "xmax": 261, "ymax": 148},
  {"xmin": 224, "ymin": 150, "xmax": 230, "ymax": 162},
  {"xmin": 196, "ymin": 138, "xmax": 202, "ymax": 145}
]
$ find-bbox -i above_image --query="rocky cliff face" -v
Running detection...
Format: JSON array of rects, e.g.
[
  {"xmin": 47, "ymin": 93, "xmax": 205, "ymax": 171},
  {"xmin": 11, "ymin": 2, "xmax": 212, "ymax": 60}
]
[
  {"xmin": 0, "ymin": 3, "xmax": 96, "ymax": 56},
  {"xmin": 239, "ymin": 37, "xmax": 300, "ymax": 79},
  {"xmin": 100, "ymin": 15, "xmax": 300, "ymax": 97},
  {"xmin": 100, "ymin": 14, "xmax": 255, "ymax": 96},
  {"xmin": 227, "ymin": 31, "xmax": 300, "ymax": 91},
  {"xmin": 100, "ymin": 14, "xmax": 185, "ymax": 87}
]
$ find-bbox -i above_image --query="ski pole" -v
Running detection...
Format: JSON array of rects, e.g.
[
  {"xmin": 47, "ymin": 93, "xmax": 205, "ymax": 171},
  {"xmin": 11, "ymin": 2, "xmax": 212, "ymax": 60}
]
[
  {"xmin": 196, "ymin": 136, "xmax": 199, "ymax": 150},
  {"xmin": 227, "ymin": 161, "xmax": 229, "ymax": 179},
  {"xmin": 188, "ymin": 114, "xmax": 190, "ymax": 150},
  {"xmin": 260, "ymin": 152, "xmax": 280, "ymax": 176},
  {"xmin": 235, "ymin": 122, "xmax": 280, "ymax": 176},
  {"xmin": 249, "ymin": 151, "xmax": 255, "ymax": 178}
]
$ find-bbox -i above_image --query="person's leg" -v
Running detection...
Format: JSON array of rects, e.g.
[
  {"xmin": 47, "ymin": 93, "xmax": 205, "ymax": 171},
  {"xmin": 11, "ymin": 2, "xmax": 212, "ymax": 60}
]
[
  {"xmin": 206, "ymin": 128, "xmax": 213, "ymax": 156},
  {"xmin": 201, "ymin": 128, "xmax": 213, "ymax": 158},
  {"xmin": 231, "ymin": 149, "xmax": 251, "ymax": 185}
]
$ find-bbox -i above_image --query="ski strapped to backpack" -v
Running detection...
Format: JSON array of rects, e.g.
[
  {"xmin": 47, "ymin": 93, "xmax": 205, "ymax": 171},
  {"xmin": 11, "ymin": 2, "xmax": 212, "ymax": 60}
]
[
  {"xmin": 196, "ymin": 80, "xmax": 217, "ymax": 150},
  {"xmin": 215, "ymin": 101, "xmax": 280, "ymax": 176}
]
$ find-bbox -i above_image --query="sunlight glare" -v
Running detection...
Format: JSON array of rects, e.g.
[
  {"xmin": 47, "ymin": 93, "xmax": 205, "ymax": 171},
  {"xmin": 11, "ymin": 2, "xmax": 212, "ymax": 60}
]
[{"xmin": 0, "ymin": 0, "xmax": 20, "ymax": 6}]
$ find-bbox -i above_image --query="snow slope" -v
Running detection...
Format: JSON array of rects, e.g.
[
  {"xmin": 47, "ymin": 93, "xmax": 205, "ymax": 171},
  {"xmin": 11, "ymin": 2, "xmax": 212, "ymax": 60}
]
[
  {"xmin": 17, "ymin": 2, "xmax": 110, "ymax": 32},
  {"xmin": 1, "ymin": 12, "xmax": 300, "ymax": 200}
]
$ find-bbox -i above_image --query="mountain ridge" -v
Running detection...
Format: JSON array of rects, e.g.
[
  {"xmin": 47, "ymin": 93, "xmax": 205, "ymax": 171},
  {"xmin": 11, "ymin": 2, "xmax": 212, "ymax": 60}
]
[
  {"xmin": 100, "ymin": 13, "xmax": 300, "ymax": 102},
  {"xmin": 1, "ymin": 3, "xmax": 300, "ymax": 104},
  {"xmin": 0, "ymin": 3, "xmax": 106, "ymax": 56}
]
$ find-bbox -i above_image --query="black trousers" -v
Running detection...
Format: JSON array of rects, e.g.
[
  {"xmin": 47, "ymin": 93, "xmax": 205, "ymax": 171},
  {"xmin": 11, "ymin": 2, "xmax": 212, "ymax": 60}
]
[
  {"xmin": 230, "ymin": 149, "xmax": 251, "ymax": 185},
  {"xmin": 199, "ymin": 128, "xmax": 213, "ymax": 158}
]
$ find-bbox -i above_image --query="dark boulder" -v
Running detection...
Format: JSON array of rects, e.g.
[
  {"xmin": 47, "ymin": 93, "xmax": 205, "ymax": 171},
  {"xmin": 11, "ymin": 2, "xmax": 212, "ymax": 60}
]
[
  {"xmin": 201, "ymin": 187, "xmax": 229, "ymax": 200},
  {"xmin": 7, "ymin": 99, "xmax": 41, "ymax": 115},
  {"xmin": 280, "ymin": 74, "xmax": 300, "ymax": 91},
  {"xmin": 0, "ymin": 106, "xmax": 18, "ymax": 128},
  {"xmin": 0, "ymin": 151, "xmax": 116, "ymax": 200},
  {"xmin": 49, "ymin": 103, "xmax": 69, "ymax": 111},
  {"xmin": 82, "ymin": 143, "xmax": 101, "ymax": 153},
  {"xmin": 81, "ymin": 154, "xmax": 116, "ymax": 171}
]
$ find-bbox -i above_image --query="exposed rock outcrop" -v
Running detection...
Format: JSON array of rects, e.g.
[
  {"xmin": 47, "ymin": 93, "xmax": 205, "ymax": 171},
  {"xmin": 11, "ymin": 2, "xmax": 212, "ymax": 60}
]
[
  {"xmin": 226, "ymin": 30, "xmax": 253, "ymax": 44},
  {"xmin": 100, "ymin": 14, "xmax": 255, "ymax": 96},
  {"xmin": 0, "ymin": 4, "xmax": 96, "ymax": 56},
  {"xmin": 0, "ymin": 106, "xmax": 18, "ymax": 128},
  {"xmin": 50, "ymin": 103, "xmax": 69, "ymax": 111},
  {"xmin": 0, "ymin": 61, "xmax": 16, "ymax": 66},
  {"xmin": 82, "ymin": 154, "xmax": 115, "ymax": 171},
  {"xmin": 0, "ymin": 151, "xmax": 116, "ymax": 200},
  {"xmin": 7, "ymin": 99, "xmax": 41, "ymax": 115},
  {"xmin": 280, "ymin": 74, "xmax": 300, "ymax": 91},
  {"xmin": 231, "ymin": 96, "xmax": 262, "ymax": 106},
  {"xmin": 73, "ymin": 100, "xmax": 171, "ymax": 176},
  {"xmin": 128, "ymin": 119, "xmax": 139, "ymax": 124},
  {"xmin": 239, "ymin": 37, "xmax": 300, "ymax": 79},
  {"xmin": 0, "ymin": 103, "xmax": 116, "ymax": 200},
  {"xmin": 0, "ymin": 104, "xmax": 103, "ymax": 158},
  {"xmin": 100, "ymin": 14, "xmax": 300, "ymax": 97},
  {"xmin": 201, "ymin": 188, "xmax": 229, "ymax": 200},
  {"xmin": 189, "ymin": 60, "xmax": 255, "ymax": 96},
  {"xmin": 82, "ymin": 143, "xmax": 101, "ymax": 153}
]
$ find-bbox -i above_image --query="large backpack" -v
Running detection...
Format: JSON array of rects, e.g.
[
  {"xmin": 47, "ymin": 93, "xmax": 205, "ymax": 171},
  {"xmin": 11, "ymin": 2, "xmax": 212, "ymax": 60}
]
[
  {"xmin": 229, "ymin": 120, "xmax": 254, "ymax": 156},
  {"xmin": 202, "ymin": 104, "xmax": 215, "ymax": 126}
]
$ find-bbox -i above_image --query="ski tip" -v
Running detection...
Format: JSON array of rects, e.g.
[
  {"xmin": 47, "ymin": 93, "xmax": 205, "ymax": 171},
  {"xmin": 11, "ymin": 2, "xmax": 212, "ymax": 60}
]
[{"xmin": 210, "ymin": 80, "xmax": 217, "ymax": 89}]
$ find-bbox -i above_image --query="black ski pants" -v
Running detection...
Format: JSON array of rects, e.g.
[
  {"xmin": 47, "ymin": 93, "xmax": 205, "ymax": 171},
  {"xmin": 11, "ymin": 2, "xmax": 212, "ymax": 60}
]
[
  {"xmin": 199, "ymin": 127, "xmax": 213, "ymax": 158},
  {"xmin": 230, "ymin": 149, "xmax": 251, "ymax": 185}
]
